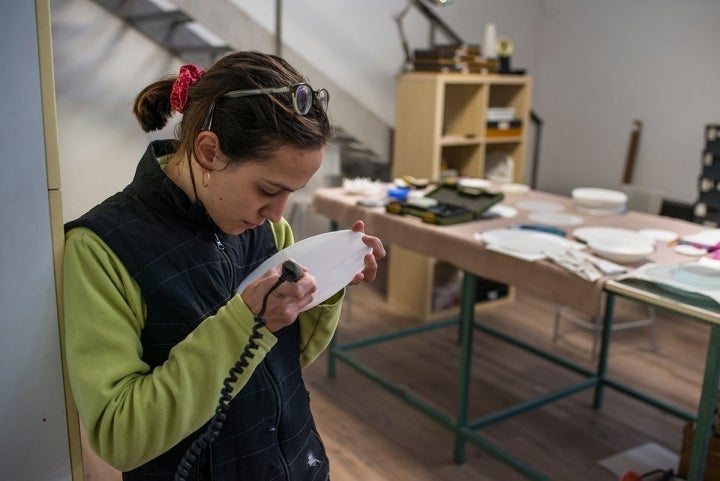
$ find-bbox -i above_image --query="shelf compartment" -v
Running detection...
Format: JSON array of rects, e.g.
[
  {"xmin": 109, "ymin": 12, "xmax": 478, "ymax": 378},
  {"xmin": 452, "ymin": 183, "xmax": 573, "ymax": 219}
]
[
  {"xmin": 442, "ymin": 83, "xmax": 485, "ymax": 139},
  {"xmin": 485, "ymin": 142, "xmax": 526, "ymax": 182},
  {"xmin": 441, "ymin": 143, "xmax": 482, "ymax": 178}
]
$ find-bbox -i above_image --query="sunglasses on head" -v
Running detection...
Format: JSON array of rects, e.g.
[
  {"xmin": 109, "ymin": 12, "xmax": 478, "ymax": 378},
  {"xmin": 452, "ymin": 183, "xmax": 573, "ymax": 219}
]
[{"xmin": 202, "ymin": 82, "xmax": 329, "ymax": 130}]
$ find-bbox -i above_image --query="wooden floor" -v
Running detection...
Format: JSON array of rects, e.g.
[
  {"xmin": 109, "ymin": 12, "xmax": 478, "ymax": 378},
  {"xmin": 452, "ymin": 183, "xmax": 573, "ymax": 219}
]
[{"xmin": 81, "ymin": 266, "xmax": 710, "ymax": 481}]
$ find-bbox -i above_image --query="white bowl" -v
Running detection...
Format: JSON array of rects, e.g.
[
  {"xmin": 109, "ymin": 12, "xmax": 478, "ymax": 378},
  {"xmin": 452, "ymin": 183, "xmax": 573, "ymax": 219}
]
[
  {"xmin": 572, "ymin": 187, "xmax": 627, "ymax": 214},
  {"xmin": 587, "ymin": 235, "xmax": 655, "ymax": 264}
]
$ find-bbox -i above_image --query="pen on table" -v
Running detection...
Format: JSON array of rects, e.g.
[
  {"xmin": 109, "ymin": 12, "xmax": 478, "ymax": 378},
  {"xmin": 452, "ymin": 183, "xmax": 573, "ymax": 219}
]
[
  {"xmin": 674, "ymin": 239, "xmax": 720, "ymax": 252},
  {"xmin": 510, "ymin": 224, "xmax": 567, "ymax": 237}
]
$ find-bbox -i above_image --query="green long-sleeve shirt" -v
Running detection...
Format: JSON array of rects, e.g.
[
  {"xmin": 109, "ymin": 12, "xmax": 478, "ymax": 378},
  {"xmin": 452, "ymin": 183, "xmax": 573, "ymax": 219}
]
[{"xmin": 63, "ymin": 219, "xmax": 343, "ymax": 471}]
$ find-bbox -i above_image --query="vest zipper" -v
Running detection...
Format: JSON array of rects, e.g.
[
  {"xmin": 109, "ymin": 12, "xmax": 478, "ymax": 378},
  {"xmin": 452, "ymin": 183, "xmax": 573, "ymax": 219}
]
[
  {"xmin": 262, "ymin": 363, "xmax": 291, "ymax": 480},
  {"xmin": 213, "ymin": 232, "xmax": 225, "ymax": 251},
  {"xmin": 213, "ymin": 231, "xmax": 237, "ymax": 291}
]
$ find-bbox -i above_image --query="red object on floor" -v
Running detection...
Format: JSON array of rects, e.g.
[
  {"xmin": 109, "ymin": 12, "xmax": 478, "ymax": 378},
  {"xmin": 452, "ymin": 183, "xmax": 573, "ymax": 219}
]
[{"xmin": 620, "ymin": 471, "xmax": 643, "ymax": 481}]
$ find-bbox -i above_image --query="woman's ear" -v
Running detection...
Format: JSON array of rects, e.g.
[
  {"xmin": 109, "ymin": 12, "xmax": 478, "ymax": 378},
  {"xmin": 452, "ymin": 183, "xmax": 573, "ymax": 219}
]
[{"xmin": 194, "ymin": 131, "xmax": 226, "ymax": 171}]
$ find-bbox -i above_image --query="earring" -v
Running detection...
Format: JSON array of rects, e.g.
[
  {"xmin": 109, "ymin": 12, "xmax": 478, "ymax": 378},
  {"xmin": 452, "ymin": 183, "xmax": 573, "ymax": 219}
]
[{"xmin": 202, "ymin": 170, "xmax": 210, "ymax": 188}]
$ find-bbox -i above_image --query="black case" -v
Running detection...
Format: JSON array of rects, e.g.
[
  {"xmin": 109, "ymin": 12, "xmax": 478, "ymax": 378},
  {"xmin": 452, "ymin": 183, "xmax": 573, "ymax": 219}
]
[{"xmin": 386, "ymin": 182, "xmax": 504, "ymax": 225}]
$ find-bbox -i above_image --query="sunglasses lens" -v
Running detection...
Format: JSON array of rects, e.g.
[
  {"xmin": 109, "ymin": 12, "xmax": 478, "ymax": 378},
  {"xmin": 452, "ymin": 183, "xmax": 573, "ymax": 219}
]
[
  {"xmin": 294, "ymin": 84, "xmax": 313, "ymax": 114},
  {"xmin": 316, "ymin": 89, "xmax": 329, "ymax": 112}
]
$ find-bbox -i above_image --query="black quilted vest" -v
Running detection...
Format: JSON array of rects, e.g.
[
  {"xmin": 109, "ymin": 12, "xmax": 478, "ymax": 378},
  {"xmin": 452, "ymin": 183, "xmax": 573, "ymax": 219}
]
[{"xmin": 66, "ymin": 140, "xmax": 329, "ymax": 481}]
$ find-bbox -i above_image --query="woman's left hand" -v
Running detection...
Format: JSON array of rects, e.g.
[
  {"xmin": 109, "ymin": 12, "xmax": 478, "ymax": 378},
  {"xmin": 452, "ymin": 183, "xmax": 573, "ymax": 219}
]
[{"xmin": 349, "ymin": 220, "xmax": 386, "ymax": 285}]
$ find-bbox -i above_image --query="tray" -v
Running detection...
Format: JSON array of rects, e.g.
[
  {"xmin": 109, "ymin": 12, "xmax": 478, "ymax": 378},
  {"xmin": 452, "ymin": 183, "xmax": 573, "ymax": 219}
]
[{"xmin": 386, "ymin": 182, "xmax": 504, "ymax": 225}]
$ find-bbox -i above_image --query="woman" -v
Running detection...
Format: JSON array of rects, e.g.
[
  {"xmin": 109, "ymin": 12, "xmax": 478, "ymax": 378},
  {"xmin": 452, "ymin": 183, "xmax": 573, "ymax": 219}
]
[{"xmin": 63, "ymin": 50, "xmax": 385, "ymax": 481}]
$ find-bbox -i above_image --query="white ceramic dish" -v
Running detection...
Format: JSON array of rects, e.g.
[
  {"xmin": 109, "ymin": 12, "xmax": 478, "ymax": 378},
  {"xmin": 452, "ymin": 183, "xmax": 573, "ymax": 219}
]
[
  {"xmin": 515, "ymin": 199, "xmax": 565, "ymax": 212},
  {"xmin": 572, "ymin": 187, "xmax": 628, "ymax": 208},
  {"xmin": 487, "ymin": 204, "xmax": 518, "ymax": 219},
  {"xmin": 480, "ymin": 228, "xmax": 585, "ymax": 257},
  {"xmin": 572, "ymin": 187, "xmax": 627, "ymax": 215},
  {"xmin": 572, "ymin": 226, "xmax": 638, "ymax": 244},
  {"xmin": 587, "ymin": 235, "xmax": 655, "ymax": 264},
  {"xmin": 674, "ymin": 244, "xmax": 707, "ymax": 257},
  {"xmin": 574, "ymin": 204, "xmax": 627, "ymax": 216},
  {"xmin": 528, "ymin": 212, "xmax": 584, "ymax": 226},
  {"xmin": 236, "ymin": 230, "xmax": 372, "ymax": 311}
]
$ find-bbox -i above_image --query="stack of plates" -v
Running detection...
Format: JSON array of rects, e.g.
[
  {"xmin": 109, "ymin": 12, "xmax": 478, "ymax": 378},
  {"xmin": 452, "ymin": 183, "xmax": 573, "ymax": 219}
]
[{"xmin": 571, "ymin": 187, "xmax": 628, "ymax": 215}]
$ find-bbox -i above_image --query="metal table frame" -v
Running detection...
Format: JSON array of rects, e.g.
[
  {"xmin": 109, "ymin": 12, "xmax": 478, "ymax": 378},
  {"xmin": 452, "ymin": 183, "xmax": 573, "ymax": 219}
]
[
  {"xmin": 328, "ymin": 270, "xmax": 719, "ymax": 480},
  {"xmin": 310, "ymin": 188, "xmax": 719, "ymax": 480},
  {"xmin": 599, "ymin": 280, "xmax": 720, "ymax": 481}
]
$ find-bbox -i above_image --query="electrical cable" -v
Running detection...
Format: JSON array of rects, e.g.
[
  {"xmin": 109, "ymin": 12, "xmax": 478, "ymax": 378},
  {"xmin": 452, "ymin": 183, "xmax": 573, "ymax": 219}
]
[{"xmin": 175, "ymin": 260, "xmax": 303, "ymax": 481}]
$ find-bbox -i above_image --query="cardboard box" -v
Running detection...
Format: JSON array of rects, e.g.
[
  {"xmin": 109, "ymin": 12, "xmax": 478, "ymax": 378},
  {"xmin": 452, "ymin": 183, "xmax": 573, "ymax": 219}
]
[{"xmin": 677, "ymin": 423, "xmax": 720, "ymax": 481}]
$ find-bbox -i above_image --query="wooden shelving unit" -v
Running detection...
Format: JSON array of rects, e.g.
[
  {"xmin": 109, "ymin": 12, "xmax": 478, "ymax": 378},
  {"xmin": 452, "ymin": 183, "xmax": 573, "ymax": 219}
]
[{"xmin": 388, "ymin": 73, "xmax": 532, "ymax": 321}]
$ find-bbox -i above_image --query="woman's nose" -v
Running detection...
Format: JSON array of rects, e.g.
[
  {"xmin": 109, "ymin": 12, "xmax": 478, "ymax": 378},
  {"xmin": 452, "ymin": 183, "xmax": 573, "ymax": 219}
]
[{"xmin": 262, "ymin": 196, "xmax": 288, "ymax": 223}]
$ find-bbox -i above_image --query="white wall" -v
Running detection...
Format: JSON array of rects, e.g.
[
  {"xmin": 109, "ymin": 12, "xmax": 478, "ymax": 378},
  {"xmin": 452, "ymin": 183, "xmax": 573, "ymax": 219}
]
[
  {"xmin": 54, "ymin": 0, "xmax": 719, "ymax": 221},
  {"xmin": 533, "ymin": 0, "xmax": 720, "ymax": 203},
  {"xmin": 235, "ymin": 0, "xmax": 719, "ymax": 205},
  {"xmin": 232, "ymin": 0, "xmax": 541, "ymax": 127},
  {"xmin": 52, "ymin": 0, "xmax": 181, "ymax": 221}
]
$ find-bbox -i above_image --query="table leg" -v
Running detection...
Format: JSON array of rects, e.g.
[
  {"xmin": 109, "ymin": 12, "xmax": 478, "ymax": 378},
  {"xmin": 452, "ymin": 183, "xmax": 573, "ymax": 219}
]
[
  {"xmin": 327, "ymin": 220, "xmax": 339, "ymax": 379},
  {"xmin": 328, "ymin": 332, "xmax": 337, "ymax": 378},
  {"xmin": 688, "ymin": 324, "xmax": 720, "ymax": 481},
  {"xmin": 454, "ymin": 271, "xmax": 477, "ymax": 464},
  {"xmin": 593, "ymin": 292, "xmax": 615, "ymax": 409}
]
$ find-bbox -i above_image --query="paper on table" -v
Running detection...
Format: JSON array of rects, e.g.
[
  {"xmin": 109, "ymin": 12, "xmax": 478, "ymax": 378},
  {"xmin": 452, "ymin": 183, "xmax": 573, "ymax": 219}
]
[
  {"xmin": 236, "ymin": 230, "xmax": 372, "ymax": 311},
  {"xmin": 679, "ymin": 229, "xmax": 720, "ymax": 248},
  {"xmin": 616, "ymin": 258, "xmax": 720, "ymax": 307}
]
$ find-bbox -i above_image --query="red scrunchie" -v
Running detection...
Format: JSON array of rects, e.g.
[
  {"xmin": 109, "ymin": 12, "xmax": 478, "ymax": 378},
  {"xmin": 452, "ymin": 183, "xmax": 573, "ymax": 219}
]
[{"xmin": 170, "ymin": 64, "xmax": 205, "ymax": 113}]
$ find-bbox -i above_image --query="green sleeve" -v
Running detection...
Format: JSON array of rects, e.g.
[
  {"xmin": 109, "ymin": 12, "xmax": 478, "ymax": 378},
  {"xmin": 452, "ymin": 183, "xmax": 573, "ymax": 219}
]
[{"xmin": 63, "ymin": 227, "xmax": 277, "ymax": 471}]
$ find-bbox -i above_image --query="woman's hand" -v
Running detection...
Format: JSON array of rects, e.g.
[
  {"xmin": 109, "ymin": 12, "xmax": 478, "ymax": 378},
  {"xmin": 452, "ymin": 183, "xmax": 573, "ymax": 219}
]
[
  {"xmin": 240, "ymin": 262, "xmax": 316, "ymax": 332},
  {"xmin": 348, "ymin": 220, "xmax": 386, "ymax": 285}
]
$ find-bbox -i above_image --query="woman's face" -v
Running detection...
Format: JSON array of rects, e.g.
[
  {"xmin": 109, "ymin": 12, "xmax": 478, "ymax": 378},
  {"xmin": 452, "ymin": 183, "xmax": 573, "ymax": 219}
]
[{"xmin": 202, "ymin": 145, "xmax": 323, "ymax": 235}]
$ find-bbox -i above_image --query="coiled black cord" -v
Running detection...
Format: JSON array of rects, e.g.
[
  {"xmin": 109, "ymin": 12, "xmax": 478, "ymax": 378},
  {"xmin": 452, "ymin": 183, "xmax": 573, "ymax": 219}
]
[{"xmin": 175, "ymin": 260, "xmax": 303, "ymax": 481}]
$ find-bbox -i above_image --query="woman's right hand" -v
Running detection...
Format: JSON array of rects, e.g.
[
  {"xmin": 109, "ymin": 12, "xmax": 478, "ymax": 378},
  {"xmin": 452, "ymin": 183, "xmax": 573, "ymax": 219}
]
[{"xmin": 240, "ymin": 262, "xmax": 316, "ymax": 332}]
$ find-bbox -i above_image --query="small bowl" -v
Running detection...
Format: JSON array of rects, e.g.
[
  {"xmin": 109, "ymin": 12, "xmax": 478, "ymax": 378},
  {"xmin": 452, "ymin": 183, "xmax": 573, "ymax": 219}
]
[
  {"xmin": 588, "ymin": 235, "xmax": 655, "ymax": 264},
  {"xmin": 572, "ymin": 187, "xmax": 627, "ymax": 215}
]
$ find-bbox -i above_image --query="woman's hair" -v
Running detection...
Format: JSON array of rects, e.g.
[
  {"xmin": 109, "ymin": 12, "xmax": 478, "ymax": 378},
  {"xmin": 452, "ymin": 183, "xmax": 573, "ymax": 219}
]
[{"xmin": 133, "ymin": 51, "xmax": 334, "ymax": 164}]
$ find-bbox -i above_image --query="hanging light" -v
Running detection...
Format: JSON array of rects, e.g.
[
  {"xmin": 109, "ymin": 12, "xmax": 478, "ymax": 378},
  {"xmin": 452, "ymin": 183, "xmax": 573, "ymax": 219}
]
[{"xmin": 394, "ymin": 0, "xmax": 464, "ymax": 72}]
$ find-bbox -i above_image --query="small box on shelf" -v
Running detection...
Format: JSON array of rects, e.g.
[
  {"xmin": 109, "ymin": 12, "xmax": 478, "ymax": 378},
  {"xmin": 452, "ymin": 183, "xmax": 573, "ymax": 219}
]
[{"xmin": 486, "ymin": 119, "xmax": 523, "ymax": 138}]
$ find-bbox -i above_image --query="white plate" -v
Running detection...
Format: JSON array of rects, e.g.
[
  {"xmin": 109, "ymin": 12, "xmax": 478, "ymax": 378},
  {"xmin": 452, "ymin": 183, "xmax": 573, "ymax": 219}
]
[
  {"xmin": 573, "ymin": 227, "xmax": 654, "ymax": 263},
  {"xmin": 670, "ymin": 264, "xmax": 720, "ymax": 290},
  {"xmin": 572, "ymin": 226, "xmax": 638, "ymax": 244},
  {"xmin": 515, "ymin": 200, "xmax": 565, "ymax": 212},
  {"xmin": 528, "ymin": 212, "xmax": 584, "ymax": 226},
  {"xmin": 236, "ymin": 230, "xmax": 372, "ymax": 311},
  {"xmin": 487, "ymin": 204, "xmax": 518, "ymax": 218},
  {"xmin": 587, "ymin": 236, "xmax": 655, "ymax": 264},
  {"xmin": 674, "ymin": 244, "xmax": 707, "ymax": 256},
  {"xmin": 480, "ymin": 228, "xmax": 585, "ymax": 256},
  {"xmin": 500, "ymin": 183, "xmax": 530, "ymax": 196},
  {"xmin": 639, "ymin": 264, "xmax": 720, "ymax": 305},
  {"xmin": 680, "ymin": 229, "xmax": 720, "ymax": 248}
]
